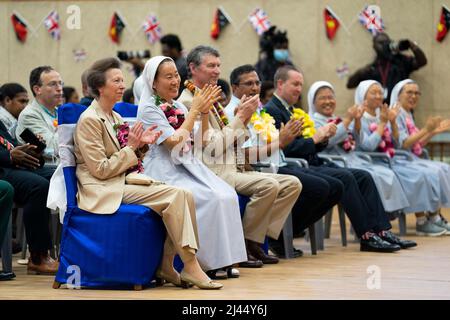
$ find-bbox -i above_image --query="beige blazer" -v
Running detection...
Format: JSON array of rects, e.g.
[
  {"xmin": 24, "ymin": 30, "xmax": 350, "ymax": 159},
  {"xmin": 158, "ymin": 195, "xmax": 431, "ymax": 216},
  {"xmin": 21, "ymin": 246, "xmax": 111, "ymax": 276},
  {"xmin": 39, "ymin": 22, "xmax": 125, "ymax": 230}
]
[
  {"xmin": 178, "ymin": 88, "xmax": 249, "ymax": 187},
  {"xmin": 74, "ymin": 100, "xmax": 138, "ymax": 214}
]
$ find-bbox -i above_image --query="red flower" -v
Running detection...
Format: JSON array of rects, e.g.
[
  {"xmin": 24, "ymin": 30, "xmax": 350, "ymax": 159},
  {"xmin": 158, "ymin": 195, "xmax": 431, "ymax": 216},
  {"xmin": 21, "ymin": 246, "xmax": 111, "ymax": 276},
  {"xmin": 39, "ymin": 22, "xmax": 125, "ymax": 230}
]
[
  {"xmin": 328, "ymin": 117, "xmax": 355, "ymax": 152},
  {"xmin": 368, "ymin": 123, "xmax": 395, "ymax": 157},
  {"xmin": 158, "ymin": 100, "xmax": 185, "ymax": 130},
  {"xmin": 115, "ymin": 122, "xmax": 144, "ymax": 173}
]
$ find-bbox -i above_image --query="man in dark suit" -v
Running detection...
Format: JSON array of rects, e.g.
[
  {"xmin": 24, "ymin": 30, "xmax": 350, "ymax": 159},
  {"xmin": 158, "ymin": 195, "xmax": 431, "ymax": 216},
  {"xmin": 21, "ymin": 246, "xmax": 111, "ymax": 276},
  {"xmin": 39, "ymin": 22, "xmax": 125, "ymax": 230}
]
[
  {"xmin": 0, "ymin": 120, "xmax": 58, "ymax": 274},
  {"xmin": 265, "ymin": 65, "xmax": 416, "ymax": 252}
]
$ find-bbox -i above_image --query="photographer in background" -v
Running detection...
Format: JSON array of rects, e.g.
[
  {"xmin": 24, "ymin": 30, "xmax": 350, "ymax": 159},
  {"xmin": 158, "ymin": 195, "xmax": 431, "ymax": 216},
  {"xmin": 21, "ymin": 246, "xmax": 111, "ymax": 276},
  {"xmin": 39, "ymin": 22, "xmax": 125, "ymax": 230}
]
[
  {"xmin": 347, "ymin": 32, "xmax": 427, "ymax": 104},
  {"xmin": 117, "ymin": 49, "xmax": 151, "ymax": 78}
]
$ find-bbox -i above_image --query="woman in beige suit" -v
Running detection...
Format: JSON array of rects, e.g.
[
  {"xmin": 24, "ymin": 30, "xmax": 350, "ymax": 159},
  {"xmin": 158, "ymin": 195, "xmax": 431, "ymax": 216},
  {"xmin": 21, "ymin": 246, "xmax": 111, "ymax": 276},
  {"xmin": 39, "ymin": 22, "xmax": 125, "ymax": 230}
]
[{"xmin": 74, "ymin": 57, "xmax": 222, "ymax": 289}]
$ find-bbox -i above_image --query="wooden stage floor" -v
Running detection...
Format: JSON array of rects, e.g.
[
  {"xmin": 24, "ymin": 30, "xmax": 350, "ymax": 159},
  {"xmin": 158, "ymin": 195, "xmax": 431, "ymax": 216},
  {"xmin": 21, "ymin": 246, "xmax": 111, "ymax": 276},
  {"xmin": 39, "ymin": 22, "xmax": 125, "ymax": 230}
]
[{"xmin": 1, "ymin": 209, "xmax": 449, "ymax": 300}]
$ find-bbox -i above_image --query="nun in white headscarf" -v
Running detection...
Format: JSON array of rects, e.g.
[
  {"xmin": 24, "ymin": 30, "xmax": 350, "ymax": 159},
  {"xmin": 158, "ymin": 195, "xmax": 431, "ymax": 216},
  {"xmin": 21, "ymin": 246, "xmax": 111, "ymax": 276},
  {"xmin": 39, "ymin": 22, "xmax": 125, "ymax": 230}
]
[
  {"xmin": 389, "ymin": 79, "xmax": 450, "ymax": 210},
  {"xmin": 308, "ymin": 81, "xmax": 409, "ymax": 212},
  {"xmin": 354, "ymin": 80, "xmax": 442, "ymax": 214},
  {"xmin": 136, "ymin": 56, "xmax": 247, "ymax": 273}
]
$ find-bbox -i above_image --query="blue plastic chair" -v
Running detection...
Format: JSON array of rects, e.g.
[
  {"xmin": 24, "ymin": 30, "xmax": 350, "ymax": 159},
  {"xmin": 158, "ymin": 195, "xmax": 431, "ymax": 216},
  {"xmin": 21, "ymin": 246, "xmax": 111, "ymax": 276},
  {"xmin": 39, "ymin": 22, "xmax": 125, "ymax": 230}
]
[
  {"xmin": 53, "ymin": 103, "xmax": 165, "ymax": 290},
  {"xmin": 113, "ymin": 102, "xmax": 138, "ymax": 118}
]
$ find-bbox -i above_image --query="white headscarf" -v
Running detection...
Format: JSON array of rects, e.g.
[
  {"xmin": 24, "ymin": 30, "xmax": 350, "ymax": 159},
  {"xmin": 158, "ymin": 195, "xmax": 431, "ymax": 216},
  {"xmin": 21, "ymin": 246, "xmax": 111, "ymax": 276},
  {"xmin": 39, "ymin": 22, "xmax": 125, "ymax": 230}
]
[
  {"xmin": 354, "ymin": 80, "xmax": 382, "ymax": 105},
  {"xmin": 307, "ymin": 81, "xmax": 334, "ymax": 116},
  {"xmin": 390, "ymin": 79, "xmax": 415, "ymax": 107},
  {"xmin": 138, "ymin": 56, "xmax": 175, "ymax": 109},
  {"xmin": 132, "ymin": 75, "xmax": 145, "ymax": 104}
]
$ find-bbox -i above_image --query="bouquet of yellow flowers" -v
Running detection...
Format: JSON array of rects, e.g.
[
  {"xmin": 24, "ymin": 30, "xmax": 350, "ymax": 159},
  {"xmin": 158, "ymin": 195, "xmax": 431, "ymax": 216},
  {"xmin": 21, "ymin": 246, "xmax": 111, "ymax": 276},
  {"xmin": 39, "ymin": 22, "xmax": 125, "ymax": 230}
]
[
  {"xmin": 291, "ymin": 107, "xmax": 316, "ymax": 138},
  {"xmin": 250, "ymin": 109, "xmax": 278, "ymax": 144}
]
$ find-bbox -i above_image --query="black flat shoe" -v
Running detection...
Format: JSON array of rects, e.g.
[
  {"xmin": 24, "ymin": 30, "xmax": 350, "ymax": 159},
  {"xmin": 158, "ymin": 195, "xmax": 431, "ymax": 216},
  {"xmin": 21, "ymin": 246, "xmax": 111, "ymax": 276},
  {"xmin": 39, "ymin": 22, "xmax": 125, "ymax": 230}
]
[
  {"xmin": 206, "ymin": 269, "xmax": 228, "ymax": 280},
  {"xmin": 360, "ymin": 234, "xmax": 401, "ymax": 253},
  {"xmin": 380, "ymin": 231, "xmax": 417, "ymax": 249}
]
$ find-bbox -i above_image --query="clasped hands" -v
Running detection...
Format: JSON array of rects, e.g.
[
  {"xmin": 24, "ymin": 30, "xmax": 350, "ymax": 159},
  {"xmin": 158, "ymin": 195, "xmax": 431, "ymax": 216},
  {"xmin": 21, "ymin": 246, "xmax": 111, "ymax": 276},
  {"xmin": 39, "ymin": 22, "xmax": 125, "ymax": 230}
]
[
  {"xmin": 191, "ymin": 84, "xmax": 223, "ymax": 115},
  {"xmin": 11, "ymin": 134, "xmax": 45, "ymax": 170},
  {"xmin": 127, "ymin": 122, "xmax": 162, "ymax": 151}
]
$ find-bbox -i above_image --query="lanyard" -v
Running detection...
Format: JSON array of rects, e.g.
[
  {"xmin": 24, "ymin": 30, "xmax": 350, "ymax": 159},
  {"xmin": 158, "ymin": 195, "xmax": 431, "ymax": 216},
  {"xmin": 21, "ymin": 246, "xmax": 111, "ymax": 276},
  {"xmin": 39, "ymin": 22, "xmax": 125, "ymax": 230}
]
[{"xmin": 377, "ymin": 61, "xmax": 391, "ymax": 87}]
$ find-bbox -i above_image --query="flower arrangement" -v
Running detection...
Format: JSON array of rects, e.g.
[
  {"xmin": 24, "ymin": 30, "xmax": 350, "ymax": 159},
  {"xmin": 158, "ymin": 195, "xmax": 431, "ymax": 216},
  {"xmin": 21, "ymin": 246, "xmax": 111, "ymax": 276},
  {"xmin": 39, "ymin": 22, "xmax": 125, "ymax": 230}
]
[
  {"xmin": 155, "ymin": 95, "xmax": 185, "ymax": 130},
  {"xmin": 250, "ymin": 109, "xmax": 278, "ymax": 143},
  {"xmin": 328, "ymin": 117, "xmax": 355, "ymax": 152},
  {"xmin": 405, "ymin": 117, "xmax": 423, "ymax": 156},
  {"xmin": 369, "ymin": 122, "xmax": 395, "ymax": 157},
  {"xmin": 291, "ymin": 108, "xmax": 316, "ymax": 138},
  {"xmin": 114, "ymin": 122, "xmax": 144, "ymax": 173}
]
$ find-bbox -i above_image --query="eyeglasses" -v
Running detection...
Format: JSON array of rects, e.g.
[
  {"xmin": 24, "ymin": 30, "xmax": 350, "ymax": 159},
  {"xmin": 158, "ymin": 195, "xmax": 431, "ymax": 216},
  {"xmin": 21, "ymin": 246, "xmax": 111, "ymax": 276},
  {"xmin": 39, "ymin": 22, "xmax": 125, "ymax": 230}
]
[
  {"xmin": 45, "ymin": 81, "xmax": 64, "ymax": 88},
  {"xmin": 405, "ymin": 91, "xmax": 421, "ymax": 97},
  {"xmin": 238, "ymin": 81, "xmax": 261, "ymax": 88}
]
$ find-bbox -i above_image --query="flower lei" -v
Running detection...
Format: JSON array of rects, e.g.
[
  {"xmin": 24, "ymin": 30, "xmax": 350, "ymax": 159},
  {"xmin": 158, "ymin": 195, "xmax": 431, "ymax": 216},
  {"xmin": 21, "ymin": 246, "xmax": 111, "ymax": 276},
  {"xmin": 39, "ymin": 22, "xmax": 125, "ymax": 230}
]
[
  {"xmin": 291, "ymin": 108, "xmax": 316, "ymax": 138},
  {"xmin": 327, "ymin": 117, "xmax": 355, "ymax": 152},
  {"xmin": 368, "ymin": 122, "xmax": 395, "ymax": 157},
  {"xmin": 184, "ymin": 80, "xmax": 229, "ymax": 129},
  {"xmin": 113, "ymin": 122, "xmax": 144, "ymax": 173},
  {"xmin": 250, "ymin": 107, "xmax": 278, "ymax": 143},
  {"xmin": 405, "ymin": 117, "xmax": 423, "ymax": 156},
  {"xmin": 155, "ymin": 95, "xmax": 185, "ymax": 130},
  {"xmin": 155, "ymin": 95, "xmax": 192, "ymax": 153}
]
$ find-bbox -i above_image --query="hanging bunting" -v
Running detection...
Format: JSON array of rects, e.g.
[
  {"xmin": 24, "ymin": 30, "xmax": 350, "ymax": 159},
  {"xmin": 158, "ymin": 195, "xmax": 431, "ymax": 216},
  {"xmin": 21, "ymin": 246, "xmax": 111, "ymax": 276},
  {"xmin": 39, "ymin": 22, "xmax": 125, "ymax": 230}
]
[
  {"xmin": 436, "ymin": 5, "xmax": 450, "ymax": 42},
  {"xmin": 44, "ymin": 10, "xmax": 61, "ymax": 40},
  {"xmin": 143, "ymin": 14, "xmax": 162, "ymax": 44},
  {"xmin": 211, "ymin": 7, "xmax": 231, "ymax": 39},
  {"xmin": 248, "ymin": 8, "xmax": 271, "ymax": 36},
  {"xmin": 358, "ymin": 5, "xmax": 385, "ymax": 36}
]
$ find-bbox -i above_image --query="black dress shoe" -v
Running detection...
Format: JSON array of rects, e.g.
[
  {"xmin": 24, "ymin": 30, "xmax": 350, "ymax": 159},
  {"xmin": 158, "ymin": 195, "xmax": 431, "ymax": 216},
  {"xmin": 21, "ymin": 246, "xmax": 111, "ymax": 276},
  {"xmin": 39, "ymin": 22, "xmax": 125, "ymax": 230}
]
[
  {"xmin": 239, "ymin": 254, "xmax": 263, "ymax": 268},
  {"xmin": 380, "ymin": 231, "xmax": 417, "ymax": 249},
  {"xmin": 360, "ymin": 234, "xmax": 401, "ymax": 253},
  {"xmin": 268, "ymin": 239, "xmax": 303, "ymax": 258},
  {"xmin": 246, "ymin": 239, "xmax": 279, "ymax": 264},
  {"xmin": 0, "ymin": 271, "xmax": 16, "ymax": 281}
]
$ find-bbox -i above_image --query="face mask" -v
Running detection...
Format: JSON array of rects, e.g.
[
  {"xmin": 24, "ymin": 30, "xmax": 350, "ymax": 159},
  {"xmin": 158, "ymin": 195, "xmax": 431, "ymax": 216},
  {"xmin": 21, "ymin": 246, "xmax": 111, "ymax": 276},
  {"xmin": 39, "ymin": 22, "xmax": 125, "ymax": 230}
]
[{"xmin": 273, "ymin": 49, "xmax": 289, "ymax": 62}]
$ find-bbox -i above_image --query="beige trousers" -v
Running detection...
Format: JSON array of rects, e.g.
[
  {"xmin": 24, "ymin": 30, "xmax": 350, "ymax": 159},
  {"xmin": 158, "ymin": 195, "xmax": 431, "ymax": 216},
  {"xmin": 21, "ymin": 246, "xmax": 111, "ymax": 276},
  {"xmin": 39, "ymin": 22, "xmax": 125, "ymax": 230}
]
[
  {"xmin": 233, "ymin": 171, "xmax": 302, "ymax": 243},
  {"xmin": 122, "ymin": 183, "xmax": 199, "ymax": 262}
]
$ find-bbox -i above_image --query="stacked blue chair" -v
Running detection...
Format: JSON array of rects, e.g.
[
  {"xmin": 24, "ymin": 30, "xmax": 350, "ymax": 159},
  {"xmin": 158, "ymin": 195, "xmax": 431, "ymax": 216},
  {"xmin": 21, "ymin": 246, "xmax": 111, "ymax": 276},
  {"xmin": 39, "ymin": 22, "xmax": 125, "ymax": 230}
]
[{"xmin": 53, "ymin": 103, "xmax": 165, "ymax": 290}]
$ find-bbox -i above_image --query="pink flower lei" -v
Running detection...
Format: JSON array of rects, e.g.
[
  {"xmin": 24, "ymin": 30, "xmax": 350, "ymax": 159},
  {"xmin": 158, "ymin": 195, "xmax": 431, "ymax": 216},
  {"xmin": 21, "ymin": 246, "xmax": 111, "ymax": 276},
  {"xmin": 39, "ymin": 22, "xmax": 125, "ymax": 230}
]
[
  {"xmin": 405, "ymin": 116, "xmax": 423, "ymax": 156},
  {"xmin": 114, "ymin": 122, "xmax": 144, "ymax": 173},
  {"xmin": 155, "ymin": 95, "xmax": 185, "ymax": 130},
  {"xmin": 154, "ymin": 95, "xmax": 191, "ymax": 153},
  {"xmin": 328, "ymin": 117, "xmax": 356, "ymax": 152},
  {"xmin": 368, "ymin": 122, "xmax": 395, "ymax": 158}
]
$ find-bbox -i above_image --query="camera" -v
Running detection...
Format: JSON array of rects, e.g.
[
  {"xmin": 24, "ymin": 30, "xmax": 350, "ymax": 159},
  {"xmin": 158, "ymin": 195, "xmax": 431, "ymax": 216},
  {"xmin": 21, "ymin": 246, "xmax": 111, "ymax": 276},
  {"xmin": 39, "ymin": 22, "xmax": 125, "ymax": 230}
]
[
  {"xmin": 117, "ymin": 50, "xmax": 151, "ymax": 61},
  {"xmin": 388, "ymin": 40, "xmax": 410, "ymax": 54}
]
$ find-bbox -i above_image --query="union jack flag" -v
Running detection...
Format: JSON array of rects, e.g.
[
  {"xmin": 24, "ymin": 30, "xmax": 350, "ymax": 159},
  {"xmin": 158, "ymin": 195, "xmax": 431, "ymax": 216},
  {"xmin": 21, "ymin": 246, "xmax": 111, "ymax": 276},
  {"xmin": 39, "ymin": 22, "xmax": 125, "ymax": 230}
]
[
  {"xmin": 358, "ymin": 5, "xmax": 384, "ymax": 36},
  {"xmin": 44, "ymin": 10, "xmax": 60, "ymax": 40},
  {"xmin": 248, "ymin": 8, "xmax": 271, "ymax": 36},
  {"xmin": 143, "ymin": 14, "xmax": 162, "ymax": 44}
]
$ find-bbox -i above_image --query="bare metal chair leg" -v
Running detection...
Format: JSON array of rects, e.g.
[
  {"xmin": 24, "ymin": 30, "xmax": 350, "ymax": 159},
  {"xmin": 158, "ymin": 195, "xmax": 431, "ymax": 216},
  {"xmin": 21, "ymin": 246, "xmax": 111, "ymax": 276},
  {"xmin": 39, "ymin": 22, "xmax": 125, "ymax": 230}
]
[
  {"xmin": 324, "ymin": 209, "xmax": 332, "ymax": 239},
  {"xmin": 1, "ymin": 214, "xmax": 13, "ymax": 273},
  {"xmin": 314, "ymin": 218, "xmax": 324, "ymax": 250},
  {"xmin": 15, "ymin": 208, "xmax": 28, "ymax": 264},
  {"xmin": 398, "ymin": 212, "xmax": 407, "ymax": 236},
  {"xmin": 338, "ymin": 204, "xmax": 347, "ymax": 247},
  {"xmin": 308, "ymin": 225, "xmax": 317, "ymax": 255},
  {"xmin": 50, "ymin": 210, "xmax": 60, "ymax": 259},
  {"xmin": 282, "ymin": 212, "xmax": 294, "ymax": 259}
]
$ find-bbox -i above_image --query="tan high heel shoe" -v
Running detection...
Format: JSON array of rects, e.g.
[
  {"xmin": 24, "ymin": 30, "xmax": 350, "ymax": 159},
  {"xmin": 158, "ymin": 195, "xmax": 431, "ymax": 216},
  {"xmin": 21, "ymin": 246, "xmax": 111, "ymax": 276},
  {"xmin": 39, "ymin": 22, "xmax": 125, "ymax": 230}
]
[
  {"xmin": 180, "ymin": 270, "xmax": 223, "ymax": 290},
  {"xmin": 155, "ymin": 269, "xmax": 182, "ymax": 287}
]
